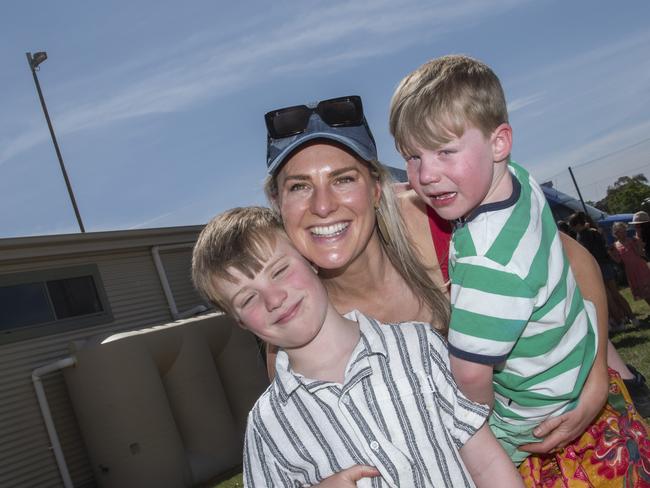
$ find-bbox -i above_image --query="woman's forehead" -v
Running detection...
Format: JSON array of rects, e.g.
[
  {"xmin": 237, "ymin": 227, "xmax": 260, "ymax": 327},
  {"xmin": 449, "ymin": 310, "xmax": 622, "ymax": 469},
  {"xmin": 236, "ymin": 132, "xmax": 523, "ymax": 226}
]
[{"xmin": 279, "ymin": 142, "xmax": 369, "ymax": 177}]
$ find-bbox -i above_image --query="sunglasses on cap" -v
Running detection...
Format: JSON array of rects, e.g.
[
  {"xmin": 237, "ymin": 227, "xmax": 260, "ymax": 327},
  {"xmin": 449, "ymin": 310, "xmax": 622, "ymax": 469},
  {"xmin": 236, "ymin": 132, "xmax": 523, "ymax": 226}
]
[{"xmin": 265, "ymin": 95, "xmax": 365, "ymax": 139}]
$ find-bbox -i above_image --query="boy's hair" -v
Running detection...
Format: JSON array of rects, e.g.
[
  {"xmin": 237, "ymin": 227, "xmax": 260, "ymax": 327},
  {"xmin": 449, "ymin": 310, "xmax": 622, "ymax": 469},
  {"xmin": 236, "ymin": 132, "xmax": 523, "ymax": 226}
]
[
  {"xmin": 192, "ymin": 206, "xmax": 285, "ymax": 313},
  {"xmin": 389, "ymin": 54, "xmax": 509, "ymax": 157}
]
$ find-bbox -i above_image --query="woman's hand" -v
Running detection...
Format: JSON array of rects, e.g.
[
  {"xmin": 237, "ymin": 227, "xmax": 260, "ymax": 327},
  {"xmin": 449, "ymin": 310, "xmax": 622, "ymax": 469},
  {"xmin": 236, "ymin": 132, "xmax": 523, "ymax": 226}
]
[
  {"xmin": 519, "ymin": 381, "xmax": 605, "ymax": 453},
  {"xmin": 311, "ymin": 465, "xmax": 380, "ymax": 487}
]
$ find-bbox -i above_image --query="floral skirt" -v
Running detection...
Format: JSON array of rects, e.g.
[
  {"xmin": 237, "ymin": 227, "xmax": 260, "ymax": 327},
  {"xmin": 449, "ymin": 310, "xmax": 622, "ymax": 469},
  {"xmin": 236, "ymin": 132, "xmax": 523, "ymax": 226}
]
[{"xmin": 519, "ymin": 369, "xmax": 650, "ymax": 487}]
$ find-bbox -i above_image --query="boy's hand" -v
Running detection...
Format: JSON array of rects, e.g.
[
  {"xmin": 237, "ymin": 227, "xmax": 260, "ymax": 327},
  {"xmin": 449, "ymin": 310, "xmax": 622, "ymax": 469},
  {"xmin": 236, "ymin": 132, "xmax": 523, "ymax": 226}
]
[{"xmin": 312, "ymin": 465, "xmax": 380, "ymax": 487}]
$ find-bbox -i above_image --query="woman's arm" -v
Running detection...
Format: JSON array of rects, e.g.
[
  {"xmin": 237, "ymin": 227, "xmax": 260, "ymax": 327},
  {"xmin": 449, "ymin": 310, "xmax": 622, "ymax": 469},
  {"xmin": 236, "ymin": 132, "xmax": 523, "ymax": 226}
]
[{"xmin": 521, "ymin": 232, "xmax": 609, "ymax": 452}]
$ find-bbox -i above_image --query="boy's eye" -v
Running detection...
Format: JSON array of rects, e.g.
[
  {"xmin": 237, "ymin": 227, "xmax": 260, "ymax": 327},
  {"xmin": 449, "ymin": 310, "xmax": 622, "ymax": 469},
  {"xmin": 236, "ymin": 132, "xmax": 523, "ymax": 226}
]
[
  {"xmin": 405, "ymin": 155, "xmax": 420, "ymax": 164},
  {"xmin": 272, "ymin": 264, "xmax": 289, "ymax": 279},
  {"xmin": 240, "ymin": 293, "xmax": 256, "ymax": 308}
]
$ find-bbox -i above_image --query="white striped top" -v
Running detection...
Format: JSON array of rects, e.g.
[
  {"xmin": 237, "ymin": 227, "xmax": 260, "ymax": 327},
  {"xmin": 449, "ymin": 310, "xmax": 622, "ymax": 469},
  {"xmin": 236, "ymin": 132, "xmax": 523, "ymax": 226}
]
[{"xmin": 243, "ymin": 310, "xmax": 489, "ymax": 487}]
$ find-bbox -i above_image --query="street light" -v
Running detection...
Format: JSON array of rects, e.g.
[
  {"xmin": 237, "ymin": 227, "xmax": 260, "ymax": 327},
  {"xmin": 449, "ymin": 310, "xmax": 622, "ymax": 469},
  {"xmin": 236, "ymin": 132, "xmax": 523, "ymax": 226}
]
[{"xmin": 26, "ymin": 51, "xmax": 85, "ymax": 233}]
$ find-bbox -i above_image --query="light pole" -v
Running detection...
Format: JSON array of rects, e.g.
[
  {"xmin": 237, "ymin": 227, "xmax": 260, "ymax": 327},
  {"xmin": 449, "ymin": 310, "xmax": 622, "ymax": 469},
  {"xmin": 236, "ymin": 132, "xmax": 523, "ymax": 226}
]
[{"xmin": 26, "ymin": 51, "xmax": 85, "ymax": 233}]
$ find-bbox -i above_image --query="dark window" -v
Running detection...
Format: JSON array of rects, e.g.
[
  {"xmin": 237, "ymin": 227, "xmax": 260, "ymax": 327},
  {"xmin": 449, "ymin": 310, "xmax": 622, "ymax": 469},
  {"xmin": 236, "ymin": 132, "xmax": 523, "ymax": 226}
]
[
  {"xmin": 0, "ymin": 265, "xmax": 112, "ymax": 343},
  {"xmin": 47, "ymin": 275, "xmax": 103, "ymax": 319},
  {"xmin": 0, "ymin": 282, "xmax": 54, "ymax": 329}
]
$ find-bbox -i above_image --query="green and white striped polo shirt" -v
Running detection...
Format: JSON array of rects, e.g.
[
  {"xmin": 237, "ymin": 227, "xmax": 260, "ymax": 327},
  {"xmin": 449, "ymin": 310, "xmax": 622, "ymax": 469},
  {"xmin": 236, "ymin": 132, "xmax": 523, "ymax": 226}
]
[{"xmin": 447, "ymin": 162, "xmax": 598, "ymax": 438}]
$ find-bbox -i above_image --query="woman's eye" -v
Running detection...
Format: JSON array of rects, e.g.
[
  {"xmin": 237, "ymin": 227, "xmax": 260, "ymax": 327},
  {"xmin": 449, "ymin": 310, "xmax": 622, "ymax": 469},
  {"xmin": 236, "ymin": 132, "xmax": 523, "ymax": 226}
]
[
  {"xmin": 289, "ymin": 183, "xmax": 308, "ymax": 192},
  {"xmin": 335, "ymin": 175, "xmax": 355, "ymax": 185}
]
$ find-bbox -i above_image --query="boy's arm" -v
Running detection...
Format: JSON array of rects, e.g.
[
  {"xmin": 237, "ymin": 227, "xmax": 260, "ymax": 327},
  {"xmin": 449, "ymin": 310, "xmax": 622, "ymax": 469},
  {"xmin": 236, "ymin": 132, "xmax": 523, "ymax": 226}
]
[
  {"xmin": 449, "ymin": 354, "xmax": 495, "ymax": 407},
  {"xmin": 460, "ymin": 424, "xmax": 525, "ymax": 488}
]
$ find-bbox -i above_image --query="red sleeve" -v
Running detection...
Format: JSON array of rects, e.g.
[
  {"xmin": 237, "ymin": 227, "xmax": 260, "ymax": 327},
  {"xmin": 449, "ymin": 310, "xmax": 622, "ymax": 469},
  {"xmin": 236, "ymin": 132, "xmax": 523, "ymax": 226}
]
[{"xmin": 426, "ymin": 205, "xmax": 452, "ymax": 283}]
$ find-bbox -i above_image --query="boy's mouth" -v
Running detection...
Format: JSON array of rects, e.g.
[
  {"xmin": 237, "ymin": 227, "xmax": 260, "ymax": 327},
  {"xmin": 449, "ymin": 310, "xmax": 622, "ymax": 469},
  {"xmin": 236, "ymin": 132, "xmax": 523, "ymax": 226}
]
[
  {"xmin": 430, "ymin": 191, "xmax": 457, "ymax": 202},
  {"xmin": 275, "ymin": 299, "xmax": 302, "ymax": 325},
  {"xmin": 310, "ymin": 222, "xmax": 349, "ymax": 238}
]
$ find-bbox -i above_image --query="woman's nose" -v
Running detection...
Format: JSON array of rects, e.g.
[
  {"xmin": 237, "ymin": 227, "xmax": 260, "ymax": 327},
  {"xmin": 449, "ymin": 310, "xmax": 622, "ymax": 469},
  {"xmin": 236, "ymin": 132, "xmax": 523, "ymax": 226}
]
[{"xmin": 309, "ymin": 186, "xmax": 337, "ymax": 217}]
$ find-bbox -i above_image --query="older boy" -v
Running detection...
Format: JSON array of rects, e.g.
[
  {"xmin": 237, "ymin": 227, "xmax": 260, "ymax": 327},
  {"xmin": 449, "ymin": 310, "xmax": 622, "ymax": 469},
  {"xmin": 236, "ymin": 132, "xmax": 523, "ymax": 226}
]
[
  {"xmin": 192, "ymin": 206, "xmax": 524, "ymax": 487},
  {"xmin": 389, "ymin": 55, "xmax": 599, "ymax": 463}
]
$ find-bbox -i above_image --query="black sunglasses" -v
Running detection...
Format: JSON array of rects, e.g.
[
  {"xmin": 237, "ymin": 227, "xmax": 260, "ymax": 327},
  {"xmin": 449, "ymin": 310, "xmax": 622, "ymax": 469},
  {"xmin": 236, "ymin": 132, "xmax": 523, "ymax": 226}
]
[{"xmin": 265, "ymin": 95, "xmax": 365, "ymax": 139}]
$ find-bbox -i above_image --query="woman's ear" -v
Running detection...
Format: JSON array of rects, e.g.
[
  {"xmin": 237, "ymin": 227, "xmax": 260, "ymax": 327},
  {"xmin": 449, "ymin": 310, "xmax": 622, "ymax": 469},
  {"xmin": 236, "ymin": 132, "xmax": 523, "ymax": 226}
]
[
  {"xmin": 373, "ymin": 177, "xmax": 382, "ymax": 208},
  {"xmin": 491, "ymin": 123, "xmax": 513, "ymax": 163}
]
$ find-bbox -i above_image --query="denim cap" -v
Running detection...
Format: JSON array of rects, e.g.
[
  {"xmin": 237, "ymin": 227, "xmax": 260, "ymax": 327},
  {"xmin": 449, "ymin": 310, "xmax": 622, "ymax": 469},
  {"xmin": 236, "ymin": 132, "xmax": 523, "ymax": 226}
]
[{"xmin": 266, "ymin": 110, "xmax": 378, "ymax": 176}]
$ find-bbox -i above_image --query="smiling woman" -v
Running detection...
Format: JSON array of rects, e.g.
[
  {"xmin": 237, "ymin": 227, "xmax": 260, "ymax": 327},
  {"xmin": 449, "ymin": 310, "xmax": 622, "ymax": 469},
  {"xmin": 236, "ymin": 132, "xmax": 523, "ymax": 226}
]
[{"xmin": 259, "ymin": 94, "xmax": 650, "ymax": 487}]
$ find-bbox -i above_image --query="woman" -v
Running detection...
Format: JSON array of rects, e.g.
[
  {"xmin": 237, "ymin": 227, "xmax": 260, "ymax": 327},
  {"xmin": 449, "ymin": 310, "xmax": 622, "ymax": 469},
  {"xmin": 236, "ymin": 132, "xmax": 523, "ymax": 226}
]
[
  {"xmin": 611, "ymin": 221, "xmax": 650, "ymax": 307},
  {"xmin": 263, "ymin": 95, "xmax": 649, "ymax": 486}
]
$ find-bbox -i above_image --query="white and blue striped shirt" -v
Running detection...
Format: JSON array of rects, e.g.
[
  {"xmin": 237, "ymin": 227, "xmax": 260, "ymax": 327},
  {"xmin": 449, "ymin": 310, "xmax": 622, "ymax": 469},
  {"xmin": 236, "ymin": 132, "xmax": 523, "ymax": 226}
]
[{"xmin": 243, "ymin": 310, "xmax": 489, "ymax": 487}]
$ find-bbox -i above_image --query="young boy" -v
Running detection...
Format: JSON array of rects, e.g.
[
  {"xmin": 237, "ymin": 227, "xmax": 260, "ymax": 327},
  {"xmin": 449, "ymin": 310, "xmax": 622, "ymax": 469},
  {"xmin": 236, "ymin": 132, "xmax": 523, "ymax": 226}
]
[
  {"xmin": 389, "ymin": 55, "xmax": 599, "ymax": 463},
  {"xmin": 192, "ymin": 206, "xmax": 524, "ymax": 487}
]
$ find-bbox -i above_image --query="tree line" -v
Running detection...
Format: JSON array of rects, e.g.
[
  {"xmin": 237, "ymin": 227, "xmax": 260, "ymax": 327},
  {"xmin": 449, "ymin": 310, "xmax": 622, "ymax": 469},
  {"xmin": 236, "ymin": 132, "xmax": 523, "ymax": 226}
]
[{"xmin": 588, "ymin": 174, "xmax": 650, "ymax": 215}]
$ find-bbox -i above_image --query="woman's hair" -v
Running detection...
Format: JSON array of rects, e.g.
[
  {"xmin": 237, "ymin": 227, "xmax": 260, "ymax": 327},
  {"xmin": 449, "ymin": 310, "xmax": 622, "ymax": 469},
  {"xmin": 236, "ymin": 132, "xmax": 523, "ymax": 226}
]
[
  {"xmin": 612, "ymin": 221, "xmax": 628, "ymax": 235},
  {"xmin": 265, "ymin": 155, "xmax": 450, "ymax": 331}
]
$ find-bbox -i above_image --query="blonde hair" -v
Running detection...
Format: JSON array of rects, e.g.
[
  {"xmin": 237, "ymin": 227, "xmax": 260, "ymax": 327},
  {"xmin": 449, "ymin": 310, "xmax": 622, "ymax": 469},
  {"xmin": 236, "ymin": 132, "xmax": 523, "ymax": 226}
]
[
  {"xmin": 264, "ymin": 154, "xmax": 450, "ymax": 330},
  {"xmin": 191, "ymin": 206, "xmax": 285, "ymax": 313},
  {"xmin": 612, "ymin": 221, "xmax": 628, "ymax": 234},
  {"xmin": 389, "ymin": 54, "xmax": 508, "ymax": 157}
]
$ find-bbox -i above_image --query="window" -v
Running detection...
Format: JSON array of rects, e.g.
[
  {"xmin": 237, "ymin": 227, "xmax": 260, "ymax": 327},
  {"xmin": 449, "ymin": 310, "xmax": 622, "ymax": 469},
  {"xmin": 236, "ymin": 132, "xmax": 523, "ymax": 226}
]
[{"xmin": 0, "ymin": 265, "xmax": 112, "ymax": 344}]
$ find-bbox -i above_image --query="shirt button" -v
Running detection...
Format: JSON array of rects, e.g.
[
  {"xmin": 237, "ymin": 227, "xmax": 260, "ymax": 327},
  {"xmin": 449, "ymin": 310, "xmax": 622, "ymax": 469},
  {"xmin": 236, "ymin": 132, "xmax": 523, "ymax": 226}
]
[
  {"xmin": 370, "ymin": 440, "xmax": 379, "ymax": 451},
  {"xmin": 342, "ymin": 396, "xmax": 351, "ymax": 406}
]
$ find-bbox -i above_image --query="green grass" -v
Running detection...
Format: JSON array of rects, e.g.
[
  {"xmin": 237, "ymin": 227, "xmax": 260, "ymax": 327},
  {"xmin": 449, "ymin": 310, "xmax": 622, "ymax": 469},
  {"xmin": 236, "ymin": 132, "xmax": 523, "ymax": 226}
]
[
  {"xmin": 213, "ymin": 288, "xmax": 650, "ymax": 487},
  {"xmin": 610, "ymin": 287, "xmax": 650, "ymax": 380},
  {"xmin": 213, "ymin": 473, "xmax": 243, "ymax": 488}
]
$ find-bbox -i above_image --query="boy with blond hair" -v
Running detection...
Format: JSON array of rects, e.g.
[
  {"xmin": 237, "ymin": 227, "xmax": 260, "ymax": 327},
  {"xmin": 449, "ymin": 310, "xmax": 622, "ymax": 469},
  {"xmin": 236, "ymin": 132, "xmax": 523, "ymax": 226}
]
[
  {"xmin": 192, "ymin": 206, "xmax": 524, "ymax": 487},
  {"xmin": 389, "ymin": 55, "xmax": 599, "ymax": 463}
]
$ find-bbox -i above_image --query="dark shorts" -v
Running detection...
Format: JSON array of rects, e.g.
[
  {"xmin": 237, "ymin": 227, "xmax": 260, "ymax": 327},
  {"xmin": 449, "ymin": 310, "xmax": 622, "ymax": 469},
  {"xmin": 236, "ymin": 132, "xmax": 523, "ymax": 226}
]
[{"xmin": 599, "ymin": 261, "xmax": 617, "ymax": 281}]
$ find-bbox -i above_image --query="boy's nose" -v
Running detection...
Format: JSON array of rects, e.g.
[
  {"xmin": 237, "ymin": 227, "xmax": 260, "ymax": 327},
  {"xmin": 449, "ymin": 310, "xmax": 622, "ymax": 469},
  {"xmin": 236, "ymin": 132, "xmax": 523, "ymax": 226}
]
[
  {"xmin": 264, "ymin": 286, "xmax": 287, "ymax": 312},
  {"xmin": 309, "ymin": 186, "xmax": 337, "ymax": 217},
  {"xmin": 418, "ymin": 159, "xmax": 442, "ymax": 185}
]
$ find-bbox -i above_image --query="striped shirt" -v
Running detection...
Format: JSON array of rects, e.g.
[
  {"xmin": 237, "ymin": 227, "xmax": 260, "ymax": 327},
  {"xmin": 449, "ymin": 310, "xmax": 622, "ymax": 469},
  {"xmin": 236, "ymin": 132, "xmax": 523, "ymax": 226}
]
[
  {"xmin": 243, "ymin": 310, "xmax": 489, "ymax": 487},
  {"xmin": 447, "ymin": 162, "xmax": 598, "ymax": 455}
]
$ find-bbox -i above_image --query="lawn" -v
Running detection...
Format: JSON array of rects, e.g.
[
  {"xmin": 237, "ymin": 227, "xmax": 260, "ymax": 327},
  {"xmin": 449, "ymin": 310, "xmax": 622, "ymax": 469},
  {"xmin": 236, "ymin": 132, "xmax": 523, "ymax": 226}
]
[
  {"xmin": 611, "ymin": 288, "xmax": 650, "ymax": 384},
  {"xmin": 213, "ymin": 288, "xmax": 650, "ymax": 488}
]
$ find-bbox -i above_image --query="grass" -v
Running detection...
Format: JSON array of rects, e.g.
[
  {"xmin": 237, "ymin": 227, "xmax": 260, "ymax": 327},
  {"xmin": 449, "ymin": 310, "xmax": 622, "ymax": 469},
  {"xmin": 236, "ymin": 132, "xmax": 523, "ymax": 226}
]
[
  {"xmin": 610, "ymin": 287, "xmax": 650, "ymax": 380},
  {"xmin": 213, "ymin": 473, "xmax": 243, "ymax": 488},
  {"xmin": 212, "ymin": 288, "xmax": 650, "ymax": 487}
]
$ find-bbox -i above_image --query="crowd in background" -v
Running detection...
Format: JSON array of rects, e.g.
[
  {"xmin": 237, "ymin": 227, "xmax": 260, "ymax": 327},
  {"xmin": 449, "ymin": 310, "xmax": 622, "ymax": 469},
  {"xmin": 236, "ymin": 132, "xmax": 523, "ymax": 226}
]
[{"xmin": 558, "ymin": 210, "xmax": 650, "ymax": 331}]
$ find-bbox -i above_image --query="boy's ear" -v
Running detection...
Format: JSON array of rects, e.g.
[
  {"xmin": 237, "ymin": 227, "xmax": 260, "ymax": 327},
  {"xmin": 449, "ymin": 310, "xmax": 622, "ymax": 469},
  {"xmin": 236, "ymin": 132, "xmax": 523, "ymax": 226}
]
[{"xmin": 491, "ymin": 123, "xmax": 512, "ymax": 163}]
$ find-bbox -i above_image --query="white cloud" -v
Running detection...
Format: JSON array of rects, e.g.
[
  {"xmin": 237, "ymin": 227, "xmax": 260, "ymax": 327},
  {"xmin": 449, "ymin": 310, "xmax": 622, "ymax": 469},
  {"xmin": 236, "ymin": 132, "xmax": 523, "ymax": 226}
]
[
  {"xmin": 508, "ymin": 92, "xmax": 545, "ymax": 113},
  {"xmin": 0, "ymin": 0, "xmax": 532, "ymax": 166}
]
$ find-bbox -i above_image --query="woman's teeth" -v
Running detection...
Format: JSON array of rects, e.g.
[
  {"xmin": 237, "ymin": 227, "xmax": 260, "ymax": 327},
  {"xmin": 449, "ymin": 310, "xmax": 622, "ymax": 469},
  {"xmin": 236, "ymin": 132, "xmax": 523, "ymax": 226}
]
[{"xmin": 310, "ymin": 222, "xmax": 349, "ymax": 237}]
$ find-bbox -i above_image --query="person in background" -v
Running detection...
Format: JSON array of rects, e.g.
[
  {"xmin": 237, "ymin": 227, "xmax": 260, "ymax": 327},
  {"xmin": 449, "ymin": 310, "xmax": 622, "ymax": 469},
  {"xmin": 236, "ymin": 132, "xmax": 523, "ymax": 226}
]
[
  {"xmin": 568, "ymin": 211, "xmax": 638, "ymax": 331},
  {"xmin": 630, "ymin": 210, "xmax": 650, "ymax": 260},
  {"xmin": 557, "ymin": 219, "xmax": 575, "ymax": 238},
  {"xmin": 611, "ymin": 221, "xmax": 650, "ymax": 308}
]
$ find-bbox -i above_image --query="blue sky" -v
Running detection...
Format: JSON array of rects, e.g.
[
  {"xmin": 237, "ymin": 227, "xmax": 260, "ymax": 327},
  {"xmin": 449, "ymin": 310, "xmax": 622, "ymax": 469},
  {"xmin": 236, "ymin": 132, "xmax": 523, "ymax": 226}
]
[{"xmin": 2, "ymin": 0, "xmax": 650, "ymax": 238}]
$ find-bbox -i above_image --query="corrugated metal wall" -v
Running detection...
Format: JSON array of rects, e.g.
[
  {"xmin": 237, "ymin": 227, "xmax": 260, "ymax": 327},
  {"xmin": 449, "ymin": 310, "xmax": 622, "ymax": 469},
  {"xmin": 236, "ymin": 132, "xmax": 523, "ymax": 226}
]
[
  {"xmin": 0, "ymin": 244, "xmax": 203, "ymax": 487},
  {"xmin": 158, "ymin": 247, "xmax": 207, "ymax": 314}
]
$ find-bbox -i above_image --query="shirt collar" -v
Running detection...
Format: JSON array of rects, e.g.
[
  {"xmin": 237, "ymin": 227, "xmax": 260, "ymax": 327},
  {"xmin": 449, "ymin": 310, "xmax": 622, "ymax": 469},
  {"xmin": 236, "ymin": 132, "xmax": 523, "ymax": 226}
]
[{"xmin": 274, "ymin": 310, "xmax": 389, "ymax": 403}]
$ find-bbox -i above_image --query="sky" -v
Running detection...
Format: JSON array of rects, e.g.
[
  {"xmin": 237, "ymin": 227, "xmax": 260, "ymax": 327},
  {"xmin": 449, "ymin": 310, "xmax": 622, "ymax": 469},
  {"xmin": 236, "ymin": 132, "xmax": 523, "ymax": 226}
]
[{"xmin": 2, "ymin": 0, "xmax": 650, "ymax": 238}]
